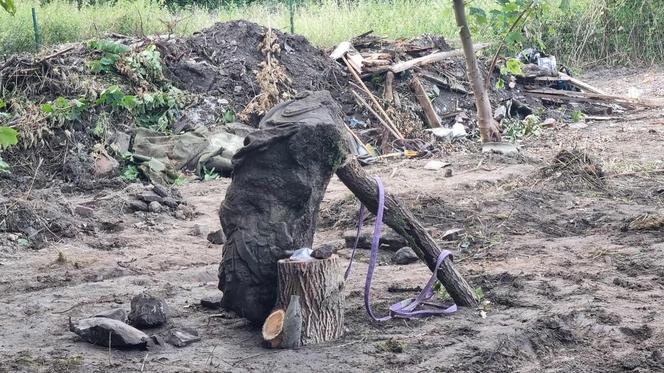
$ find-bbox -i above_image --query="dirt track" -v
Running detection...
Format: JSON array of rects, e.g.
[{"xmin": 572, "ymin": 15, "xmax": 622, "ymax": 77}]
[{"xmin": 1, "ymin": 69, "xmax": 663, "ymax": 372}]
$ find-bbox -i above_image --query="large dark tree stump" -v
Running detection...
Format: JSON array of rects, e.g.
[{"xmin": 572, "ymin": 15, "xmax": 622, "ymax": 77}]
[
  {"xmin": 336, "ymin": 157, "xmax": 479, "ymax": 308},
  {"xmin": 276, "ymin": 256, "xmax": 345, "ymax": 345}
]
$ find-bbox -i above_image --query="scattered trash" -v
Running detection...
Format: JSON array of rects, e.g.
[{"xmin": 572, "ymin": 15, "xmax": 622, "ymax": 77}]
[
  {"xmin": 392, "ymin": 247, "xmax": 419, "ymax": 265},
  {"xmin": 166, "ymin": 328, "xmax": 201, "ymax": 347},
  {"xmin": 427, "ymin": 122, "xmax": 467, "ymax": 141},
  {"xmin": 481, "ymin": 142, "xmax": 519, "ymax": 155},
  {"xmin": 290, "ymin": 248, "xmax": 313, "ymax": 261},
  {"xmin": 69, "ymin": 317, "xmax": 149, "ymax": 349},
  {"xmin": 423, "ymin": 160, "xmax": 451, "ymax": 171},
  {"xmin": 441, "ymin": 228, "xmax": 464, "ymax": 241},
  {"xmin": 128, "ymin": 293, "xmax": 169, "ymax": 329}
]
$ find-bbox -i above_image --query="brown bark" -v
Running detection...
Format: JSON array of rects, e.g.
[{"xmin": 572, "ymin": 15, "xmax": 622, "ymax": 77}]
[
  {"xmin": 383, "ymin": 71, "xmax": 395, "ymax": 103},
  {"xmin": 276, "ymin": 255, "xmax": 345, "ymax": 345},
  {"xmin": 410, "ymin": 75, "xmax": 442, "ymax": 128},
  {"xmin": 335, "ymin": 157, "xmax": 479, "ymax": 308},
  {"xmin": 453, "ymin": 0, "xmax": 501, "ymax": 143}
]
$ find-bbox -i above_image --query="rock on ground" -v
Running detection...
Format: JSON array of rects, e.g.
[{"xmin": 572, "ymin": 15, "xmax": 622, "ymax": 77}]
[
  {"xmin": 392, "ymin": 247, "xmax": 419, "ymax": 265},
  {"xmin": 166, "ymin": 328, "xmax": 201, "ymax": 347},
  {"xmin": 69, "ymin": 317, "xmax": 149, "ymax": 349},
  {"xmin": 128, "ymin": 293, "xmax": 168, "ymax": 329}
]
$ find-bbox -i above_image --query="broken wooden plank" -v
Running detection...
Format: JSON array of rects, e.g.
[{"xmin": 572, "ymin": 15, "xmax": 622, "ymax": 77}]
[
  {"xmin": 558, "ymin": 72, "xmax": 607, "ymax": 95},
  {"xmin": 410, "ymin": 75, "xmax": 441, "ymax": 128},
  {"xmin": 390, "ymin": 43, "xmax": 489, "ymax": 74},
  {"xmin": 420, "ymin": 72, "xmax": 468, "ymax": 94},
  {"xmin": 525, "ymin": 88, "xmax": 664, "ymax": 108},
  {"xmin": 383, "ymin": 71, "xmax": 394, "ymax": 103}
]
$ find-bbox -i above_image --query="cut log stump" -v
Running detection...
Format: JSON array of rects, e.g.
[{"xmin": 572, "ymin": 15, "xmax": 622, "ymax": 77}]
[{"xmin": 274, "ymin": 255, "xmax": 345, "ymax": 346}]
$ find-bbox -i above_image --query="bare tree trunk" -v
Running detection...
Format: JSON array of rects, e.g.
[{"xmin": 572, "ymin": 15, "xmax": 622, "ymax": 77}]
[{"xmin": 453, "ymin": 0, "xmax": 501, "ymax": 143}]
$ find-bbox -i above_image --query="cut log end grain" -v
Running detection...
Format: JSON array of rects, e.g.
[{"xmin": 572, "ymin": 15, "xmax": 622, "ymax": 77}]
[{"xmin": 262, "ymin": 309, "xmax": 285, "ymax": 348}]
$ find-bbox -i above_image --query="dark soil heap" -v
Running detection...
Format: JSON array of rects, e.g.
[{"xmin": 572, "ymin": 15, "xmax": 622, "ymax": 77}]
[{"xmin": 165, "ymin": 20, "xmax": 348, "ymax": 117}]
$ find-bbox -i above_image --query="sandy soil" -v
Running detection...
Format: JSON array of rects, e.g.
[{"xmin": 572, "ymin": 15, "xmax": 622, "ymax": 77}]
[{"xmin": 1, "ymin": 70, "xmax": 663, "ymax": 373}]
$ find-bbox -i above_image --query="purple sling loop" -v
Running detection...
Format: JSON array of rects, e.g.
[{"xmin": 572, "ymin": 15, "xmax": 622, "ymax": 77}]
[{"xmin": 345, "ymin": 176, "xmax": 457, "ymax": 321}]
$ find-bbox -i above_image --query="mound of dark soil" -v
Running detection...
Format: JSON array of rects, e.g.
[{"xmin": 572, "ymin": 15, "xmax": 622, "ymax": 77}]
[
  {"xmin": 540, "ymin": 149, "xmax": 606, "ymax": 190},
  {"xmin": 165, "ymin": 20, "xmax": 347, "ymax": 118}
]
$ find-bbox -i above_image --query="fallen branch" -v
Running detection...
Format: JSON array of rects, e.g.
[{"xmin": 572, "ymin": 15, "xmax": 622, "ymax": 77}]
[
  {"xmin": 351, "ymin": 90, "xmax": 401, "ymax": 139},
  {"xmin": 410, "ymin": 75, "xmax": 441, "ymax": 128},
  {"xmin": 335, "ymin": 156, "xmax": 479, "ymax": 308},
  {"xmin": 525, "ymin": 88, "xmax": 664, "ymax": 108},
  {"xmin": 342, "ymin": 55, "xmax": 404, "ymax": 139},
  {"xmin": 390, "ymin": 43, "xmax": 490, "ymax": 74}
]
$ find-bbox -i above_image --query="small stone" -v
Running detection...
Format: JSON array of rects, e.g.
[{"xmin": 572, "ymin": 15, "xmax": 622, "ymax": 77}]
[
  {"xmin": 200, "ymin": 296, "xmax": 223, "ymax": 310},
  {"xmin": 441, "ymin": 228, "xmax": 464, "ymax": 241},
  {"xmin": 94, "ymin": 153, "xmax": 120, "ymax": 176},
  {"xmin": 344, "ymin": 227, "xmax": 407, "ymax": 252},
  {"xmin": 138, "ymin": 191, "xmax": 164, "ymax": 203},
  {"xmin": 166, "ymin": 327, "xmax": 201, "ymax": 347},
  {"xmin": 444, "ymin": 168, "xmax": 453, "ymax": 178},
  {"xmin": 392, "ymin": 247, "xmax": 419, "ymax": 265},
  {"xmin": 148, "ymin": 201, "xmax": 163, "ymax": 213},
  {"xmin": 311, "ymin": 244, "xmax": 336, "ymax": 259},
  {"xmin": 175, "ymin": 210, "xmax": 186, "ymax": 220},
  {"xmin": 128, "ymin": 293, "xmax": 168, "ymax": 329},
  {"xmin": 542, "ymin": 118, "xmax": 557, "ymax": 127},
  {"xmin": 233, "ymin": 85, "xmax": 242, "ymax": 93},
  {"xmin": 7, "ymin": 233, "xmax": 18, "ymax": 242},
  {"xmin": 129, "ymin": 200, "xmax": 149, "ymax": 212},
  {"xmin": 152, "ymin": 184, "xmax": 171, "ymax": 198},
  {"xmin": 191, "ymin": 224, "xmax": 209, "ymax": 237},
  {"xmin": 94, "ymin": 308, "xmax": 128, "ymax": 322},
  {"xmin": 207, "ymin": 229, "xmax": 226, "ymax": 245},
  {"xmin": 220, "ymin": 98, "xmax": 230, "ymax": 105},
  {"xmin": 74, "ymin": 205, "xmax": 94, "ymax": 218},
  {"xmin": 162, "ymin": 197, "xmax": 179, "ymax": 209},
  {"xmin": 70, "ymin": 317, "xmax": 148, "ymax": 349},
  {"xmin": 112, "ymin": 131, "xmax": 131, "ymax": 154}
]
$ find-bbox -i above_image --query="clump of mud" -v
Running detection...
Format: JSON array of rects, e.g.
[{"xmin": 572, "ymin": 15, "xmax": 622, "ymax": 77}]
[
  {"xmin": 165, "ymin": 20, "xmax": 347, "ymax": 122},
  {"xmin": 539, "ymin": 149, "xmax": 606, "ymax": 190}
]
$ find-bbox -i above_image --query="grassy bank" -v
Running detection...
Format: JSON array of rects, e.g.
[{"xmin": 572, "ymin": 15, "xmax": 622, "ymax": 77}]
[{"xmin": 1, "ymin": 0, "xmax": 662, "ymax": 67}]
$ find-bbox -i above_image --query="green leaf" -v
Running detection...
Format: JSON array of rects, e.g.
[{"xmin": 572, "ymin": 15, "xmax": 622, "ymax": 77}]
[
  {"xmin": 0, "ymin": 126, "xmax": 18, "ymax": 148},
  {"xmin": 469, "ymin": 7, "xmax": 487, "ymax": 25},
  {"xmin": 505, "ymin": 31, "xmax": 525, "ymax": 46},
  {"xmin": 120, "ymin": 95, "xmax": 139, "ymax": 110},
  {"xmin": 0, "ymin": 0, "xmax": 16, "ymax": 15},
  {"xmin": 40, "ymin": 103, "xmax": 54, "ymax": 113},
  {"xmin": 0, "ymin": 99, "xmax": 6, "ymax": 111},
  {"xmin": 0, "ymin": 157, "xmax": 10, "ymax": 174},
  {"xmin": 495, "ymin": 77, "xmax": 505, "ymax": 90}
]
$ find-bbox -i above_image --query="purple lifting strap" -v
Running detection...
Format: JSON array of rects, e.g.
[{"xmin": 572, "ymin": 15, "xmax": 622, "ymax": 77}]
[{"xmin": 345, "ymin": 176, "xmax": 457, "ymax": 321}]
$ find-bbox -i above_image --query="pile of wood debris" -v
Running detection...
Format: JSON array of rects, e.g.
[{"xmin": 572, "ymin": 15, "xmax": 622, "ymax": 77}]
[{"xmin": 326, "ymin": 32, "xmax": 664, "ymax": 157}]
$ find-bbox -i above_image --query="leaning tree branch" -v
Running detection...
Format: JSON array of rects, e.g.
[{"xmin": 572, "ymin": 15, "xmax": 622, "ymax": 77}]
[{"xmin": 335, "ymin": 157, "xmax": 479, "ymax": 308}]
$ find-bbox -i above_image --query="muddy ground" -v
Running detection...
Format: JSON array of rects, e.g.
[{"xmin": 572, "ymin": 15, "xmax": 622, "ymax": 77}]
[{"xmin": 1, "ymin": 69, "xmax": 663, "ymax": 372}]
